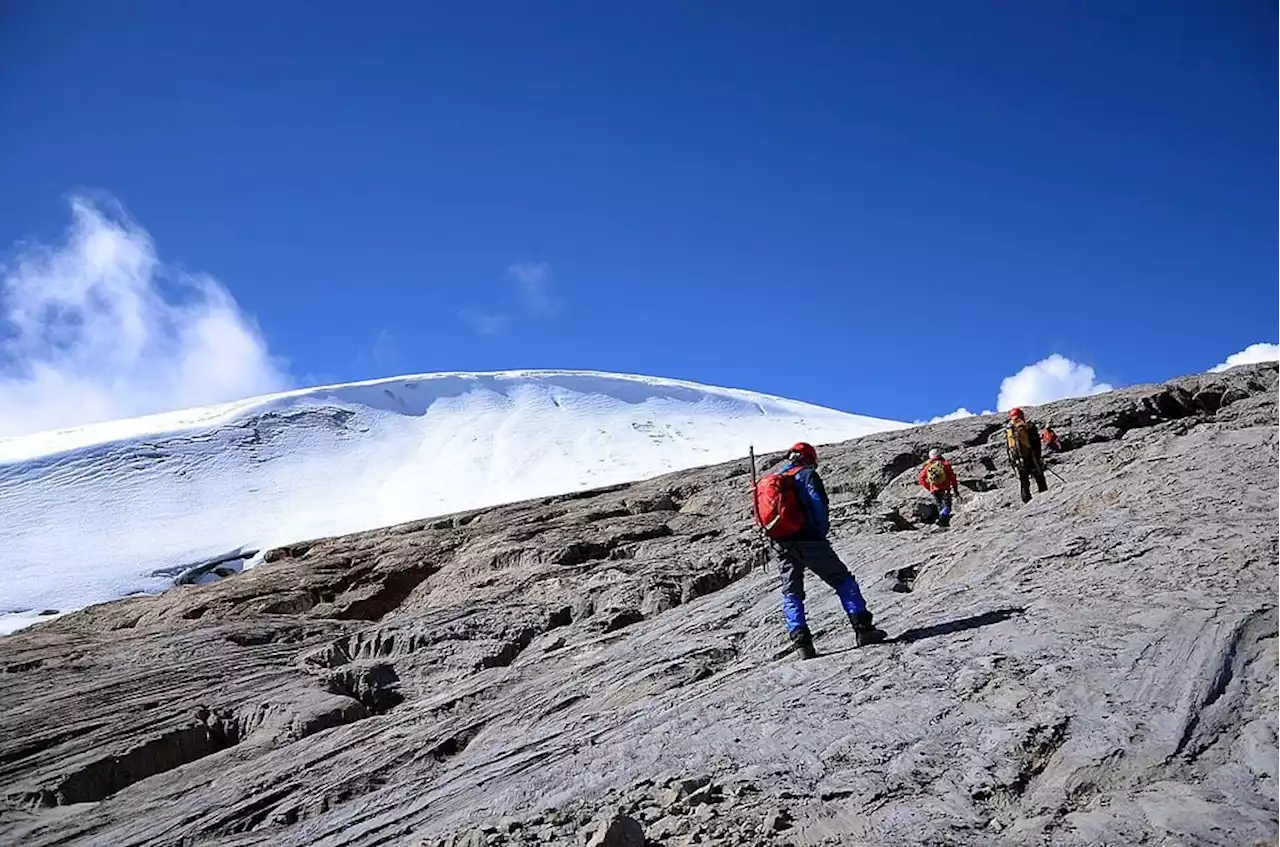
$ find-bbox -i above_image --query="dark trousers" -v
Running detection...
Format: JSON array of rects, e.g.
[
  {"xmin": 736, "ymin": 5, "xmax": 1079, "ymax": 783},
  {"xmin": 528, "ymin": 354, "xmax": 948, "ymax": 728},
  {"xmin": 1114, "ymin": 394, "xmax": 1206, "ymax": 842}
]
[
  {"xmin": 774, "ymin": 539, "xmax": 868, "ymax": 633},
  {"xmin": 1018, "ymin": 466, "xmax": 1048, "ymax": 503},
  {"xmin": 931, "ymin": 490, "xmax": 953, "ymax": 525}
]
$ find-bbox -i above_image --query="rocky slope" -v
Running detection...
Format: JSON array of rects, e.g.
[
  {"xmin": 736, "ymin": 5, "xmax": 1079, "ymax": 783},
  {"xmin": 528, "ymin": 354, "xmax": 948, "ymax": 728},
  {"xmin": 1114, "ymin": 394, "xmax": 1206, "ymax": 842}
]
[{"xmin": 0, "ymin": 364, "xmax": 1276, "ymax": 847}]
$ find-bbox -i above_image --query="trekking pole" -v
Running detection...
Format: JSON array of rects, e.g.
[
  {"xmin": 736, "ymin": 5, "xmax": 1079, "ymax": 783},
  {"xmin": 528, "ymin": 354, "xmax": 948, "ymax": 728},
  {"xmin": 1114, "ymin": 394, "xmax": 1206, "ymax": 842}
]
[{"xmin": 1043, "ymin": 463, "xmax": 1067, "ymax": 484}]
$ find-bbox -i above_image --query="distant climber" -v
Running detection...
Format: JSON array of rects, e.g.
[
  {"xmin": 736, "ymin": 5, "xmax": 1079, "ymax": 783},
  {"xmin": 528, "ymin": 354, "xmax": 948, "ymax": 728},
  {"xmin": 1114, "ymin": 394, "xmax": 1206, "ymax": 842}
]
[
  {"xmin": 1005, "ymin": 408, "xmax": 1048, "ymax": 503},
  {"xmin": 753, "ymin": 442, "xmax": 887, "ymax": 659},
  {"xmin": 1041, "ymin": 426, "xmax": 1062, "ymax": 455},
  {"xmin": 918, "ymin": 448, "xmax": 960, "ymax": 527}
]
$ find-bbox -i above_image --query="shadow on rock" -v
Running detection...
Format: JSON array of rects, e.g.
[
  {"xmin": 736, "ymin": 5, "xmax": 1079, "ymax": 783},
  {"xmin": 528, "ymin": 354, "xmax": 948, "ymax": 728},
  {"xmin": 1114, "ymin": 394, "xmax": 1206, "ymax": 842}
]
[{"xmin": 892, "ymin": 607, "xmax": 1026, "ymax": 644}]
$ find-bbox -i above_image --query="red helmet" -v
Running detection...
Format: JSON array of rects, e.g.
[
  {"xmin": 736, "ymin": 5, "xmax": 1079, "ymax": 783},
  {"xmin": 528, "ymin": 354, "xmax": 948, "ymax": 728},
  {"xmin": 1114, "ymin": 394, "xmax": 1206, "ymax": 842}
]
[
  {"xmin": 1009, "ymin": 408, "xmax": 1024, "ymax": 420},
  {"xmin": 788, "ymin": 442, "xmax": 818, "ymax": 466}
]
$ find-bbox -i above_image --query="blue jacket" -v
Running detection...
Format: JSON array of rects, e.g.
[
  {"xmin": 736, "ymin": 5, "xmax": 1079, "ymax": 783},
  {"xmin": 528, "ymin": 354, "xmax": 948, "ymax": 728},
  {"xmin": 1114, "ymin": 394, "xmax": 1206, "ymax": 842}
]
[{"xmin": 784, "ymin": 462, "xmax": 830, "ymax": 539}]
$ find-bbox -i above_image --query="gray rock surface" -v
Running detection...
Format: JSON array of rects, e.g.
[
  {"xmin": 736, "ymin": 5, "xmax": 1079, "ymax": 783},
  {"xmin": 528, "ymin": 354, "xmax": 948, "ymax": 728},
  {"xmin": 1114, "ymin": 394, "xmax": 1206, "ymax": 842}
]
[{"xmin": 1, "ymin": 364, "xmax": 1276, "ymax": 847}]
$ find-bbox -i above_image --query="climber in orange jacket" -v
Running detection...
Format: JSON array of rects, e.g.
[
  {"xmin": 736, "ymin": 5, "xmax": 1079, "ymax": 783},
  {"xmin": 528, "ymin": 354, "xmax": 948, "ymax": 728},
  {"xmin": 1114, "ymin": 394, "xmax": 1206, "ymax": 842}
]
[
  {"xmin": 919, "ymin": 448, "xmax": 960, "ymax": 527},
  {"xmin": 1041, "ymin": 426, "xmax": 1062, "ymax": 455}
]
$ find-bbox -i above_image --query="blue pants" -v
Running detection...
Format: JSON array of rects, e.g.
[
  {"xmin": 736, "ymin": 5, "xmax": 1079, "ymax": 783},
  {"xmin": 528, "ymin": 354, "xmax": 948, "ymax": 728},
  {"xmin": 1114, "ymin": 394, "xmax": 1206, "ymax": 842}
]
[
  {"xmin": 774, "ymin": 539, "xmax": 868, "ymax": 633},
  {"xmin": 932, "ymin": 490, "xmax": 953, "ymax": 518}
]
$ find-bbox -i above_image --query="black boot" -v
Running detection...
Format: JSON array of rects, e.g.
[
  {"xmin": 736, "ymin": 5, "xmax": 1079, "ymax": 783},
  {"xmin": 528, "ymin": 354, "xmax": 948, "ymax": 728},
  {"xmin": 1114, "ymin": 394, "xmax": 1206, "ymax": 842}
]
[
  {"xmin": 789, "ymin": 626, "xmax": 817, "ymax": 660},
  {"xmin": 850, "ymin": 611, "xmax": 887, "ymax": 647}
]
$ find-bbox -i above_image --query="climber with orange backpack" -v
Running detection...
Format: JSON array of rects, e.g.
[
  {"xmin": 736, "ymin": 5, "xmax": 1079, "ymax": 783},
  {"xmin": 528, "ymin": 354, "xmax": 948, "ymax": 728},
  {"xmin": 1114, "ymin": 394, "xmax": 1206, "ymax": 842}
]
[
  {"xmin": 752, "ymin": 442, "xmax": 887, "ymax": 659},
  {"xmin": 918, "ymin": 448, "xmax": 960, "ymax": 527},
  {"xmin": 1006, "ymin": 408, "xmax": 1049, "ymax": 503}
]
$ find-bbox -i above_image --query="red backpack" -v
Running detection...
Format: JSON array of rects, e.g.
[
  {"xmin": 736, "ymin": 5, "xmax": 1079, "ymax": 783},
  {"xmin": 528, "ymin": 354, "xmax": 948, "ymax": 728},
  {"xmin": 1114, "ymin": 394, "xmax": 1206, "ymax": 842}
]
[{"xmin": 754, "ymin": 466, "xmax": 807, "ymax": 539}]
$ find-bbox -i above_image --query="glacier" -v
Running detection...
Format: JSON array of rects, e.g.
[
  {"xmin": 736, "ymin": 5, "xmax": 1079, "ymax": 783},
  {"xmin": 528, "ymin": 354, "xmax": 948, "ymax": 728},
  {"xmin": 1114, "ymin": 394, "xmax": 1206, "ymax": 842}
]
[{"xmin": 0, "ymin": 369, "xmax": 905, "ymax": 633}]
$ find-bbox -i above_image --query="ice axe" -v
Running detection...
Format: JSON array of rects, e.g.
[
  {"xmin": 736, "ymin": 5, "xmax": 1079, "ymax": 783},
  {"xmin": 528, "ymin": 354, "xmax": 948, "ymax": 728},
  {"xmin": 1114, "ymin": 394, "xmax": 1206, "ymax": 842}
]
[
  {"xmin": 749, "ymin": 445, "xmax": 760, "ymax": 523},
  {"xmin": 748, "ymin": 445, "xmax": 761, "ymax": 567},
  {"xmin": 748, "ymin": 445, "xmax": 772, "ymax": 572}
]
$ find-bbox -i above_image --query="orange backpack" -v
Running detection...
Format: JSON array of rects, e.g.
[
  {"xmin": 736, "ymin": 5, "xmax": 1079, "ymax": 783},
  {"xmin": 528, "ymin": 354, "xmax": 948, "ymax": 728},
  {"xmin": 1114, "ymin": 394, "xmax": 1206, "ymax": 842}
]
[{"xmin": 754, "ymin": 466, "xmax": 807, "ymax": 539}]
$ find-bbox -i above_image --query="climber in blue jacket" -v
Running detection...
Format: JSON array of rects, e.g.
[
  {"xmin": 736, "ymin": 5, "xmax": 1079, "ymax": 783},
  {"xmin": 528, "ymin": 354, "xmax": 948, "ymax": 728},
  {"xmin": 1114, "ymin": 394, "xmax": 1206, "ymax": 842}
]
[
  {"xmin": 773, "ymin": 442, "xmax": 887, "ymax": 659},
  {"xmin": 785, "ymin": 457, "xmax": 830, "ymax": 540}
]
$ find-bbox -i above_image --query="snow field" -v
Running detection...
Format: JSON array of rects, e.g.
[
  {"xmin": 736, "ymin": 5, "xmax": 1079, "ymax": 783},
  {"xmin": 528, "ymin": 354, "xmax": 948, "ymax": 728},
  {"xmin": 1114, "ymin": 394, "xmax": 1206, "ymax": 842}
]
[{"xmin": 0, "ymin": 370, "xmax": 905, "ymax": 633}]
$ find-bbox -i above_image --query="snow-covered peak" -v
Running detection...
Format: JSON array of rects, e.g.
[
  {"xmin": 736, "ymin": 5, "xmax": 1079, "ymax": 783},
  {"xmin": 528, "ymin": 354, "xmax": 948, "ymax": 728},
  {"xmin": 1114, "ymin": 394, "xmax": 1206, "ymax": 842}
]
[{"xmin": 0, "ymin": 369, "xmax": 906, "ymax": 633}]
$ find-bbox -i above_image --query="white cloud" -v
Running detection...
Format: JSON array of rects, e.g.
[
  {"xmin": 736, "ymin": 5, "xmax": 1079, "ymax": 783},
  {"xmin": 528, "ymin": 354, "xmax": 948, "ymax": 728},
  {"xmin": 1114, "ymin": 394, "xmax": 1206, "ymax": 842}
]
[
  {"xmin": 922, "ymin": 407, "xmax": 978, "ymax": 424},
  {"xmin": 1209, "ymin": 342, "xmax": 1280, "ymax": 373},
  {"xmin": 508, "ymin": 261, "xmax": 553, "ymax": 313},
  {"xmin": 0, "ymin": 196, "xmax": 289, "ymax": 437},
  {"xmin": 996, "ymin": 354, "xmax": 1112, "ymax": 411},
  {"xmin": 459, "ymin": 310, "xmax": 509, "ymax": 336}
]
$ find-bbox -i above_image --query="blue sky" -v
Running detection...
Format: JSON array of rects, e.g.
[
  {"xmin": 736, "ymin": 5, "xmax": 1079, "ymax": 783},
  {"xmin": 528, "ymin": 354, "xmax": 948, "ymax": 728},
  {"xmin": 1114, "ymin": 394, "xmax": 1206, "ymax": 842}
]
[{"xmin": 0, "ymin": 1, "xmax": 1275, "ymax": 432}]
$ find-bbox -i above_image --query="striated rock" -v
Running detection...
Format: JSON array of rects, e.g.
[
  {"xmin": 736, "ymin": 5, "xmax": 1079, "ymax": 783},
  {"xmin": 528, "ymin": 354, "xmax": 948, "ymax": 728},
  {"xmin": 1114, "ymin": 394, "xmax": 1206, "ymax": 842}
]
[{"xmin": 0, "ymin": 364, "xmax": 1276, "ymax": 847}]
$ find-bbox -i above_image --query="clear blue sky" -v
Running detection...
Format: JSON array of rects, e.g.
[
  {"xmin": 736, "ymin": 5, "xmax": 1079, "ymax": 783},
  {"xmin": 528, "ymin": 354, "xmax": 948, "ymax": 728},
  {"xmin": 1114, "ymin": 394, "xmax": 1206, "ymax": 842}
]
[{"xmin": 1, "ymin": 1, "xmax": 1275, "ymax": 422}]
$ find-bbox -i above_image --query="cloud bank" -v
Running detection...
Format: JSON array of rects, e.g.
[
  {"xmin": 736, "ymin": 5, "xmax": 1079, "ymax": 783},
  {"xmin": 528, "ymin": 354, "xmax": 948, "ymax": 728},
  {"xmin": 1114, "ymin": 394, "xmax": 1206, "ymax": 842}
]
[
  {"xmin": 1209, "ymin": 342, "xmax": 1280, "ymax": 373},
  {"xmin": 996, "ymin": 354, "xmax": 1113, "ymax": 411},
  {"xmin": 924, "ymin": 353, "xmax": 1112, "ymax": 423},
  {"xmin": 925, "ymin": 407, "xmax": 983, "ymax": 424},
  {"xmin": 0, "ymin": 197, "xmax": 289, "ymax": 438},
  {"xmin": 925, "ymin": 341, "xmax": 1279, "ymax": 425}
]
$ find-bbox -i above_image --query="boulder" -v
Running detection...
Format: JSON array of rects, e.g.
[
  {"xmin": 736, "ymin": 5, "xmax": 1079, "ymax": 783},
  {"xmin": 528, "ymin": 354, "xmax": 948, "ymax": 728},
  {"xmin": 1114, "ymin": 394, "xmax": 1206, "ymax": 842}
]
[{"xmin": 584, "ymin": 813, "xmax": 645, "ymax": 847}]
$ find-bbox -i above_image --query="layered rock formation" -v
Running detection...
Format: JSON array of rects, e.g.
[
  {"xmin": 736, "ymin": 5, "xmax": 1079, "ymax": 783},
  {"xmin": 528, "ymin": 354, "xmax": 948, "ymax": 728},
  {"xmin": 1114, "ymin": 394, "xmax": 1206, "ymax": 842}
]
[{"xmin": 1, "ymin": 364, "xmax": 1276, "ymax": 847}]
